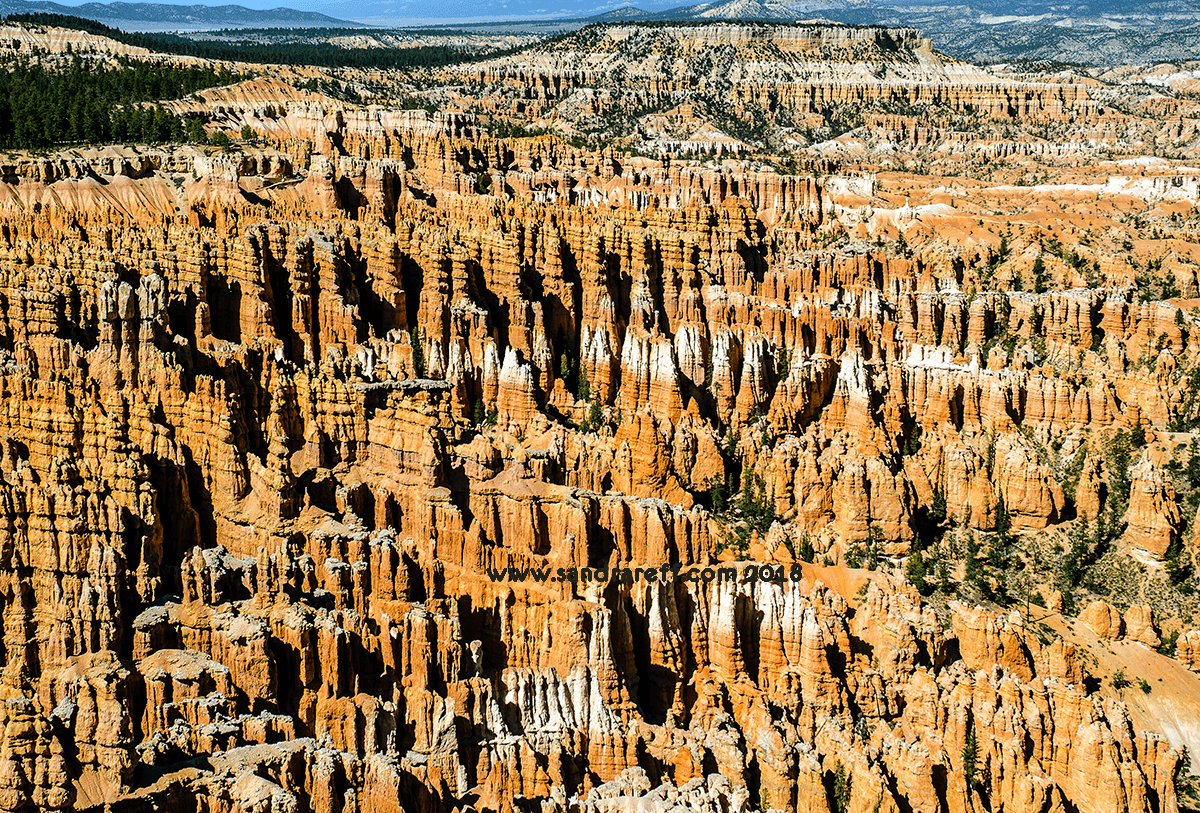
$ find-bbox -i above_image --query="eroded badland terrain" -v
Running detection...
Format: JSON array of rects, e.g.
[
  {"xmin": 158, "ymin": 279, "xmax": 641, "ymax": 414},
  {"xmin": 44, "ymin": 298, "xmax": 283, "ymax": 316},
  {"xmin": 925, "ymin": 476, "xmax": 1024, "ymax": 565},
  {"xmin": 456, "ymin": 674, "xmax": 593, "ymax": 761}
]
[{"xmin": 3, "ymin": 17, "xmax": 1200, "ymax": 813}]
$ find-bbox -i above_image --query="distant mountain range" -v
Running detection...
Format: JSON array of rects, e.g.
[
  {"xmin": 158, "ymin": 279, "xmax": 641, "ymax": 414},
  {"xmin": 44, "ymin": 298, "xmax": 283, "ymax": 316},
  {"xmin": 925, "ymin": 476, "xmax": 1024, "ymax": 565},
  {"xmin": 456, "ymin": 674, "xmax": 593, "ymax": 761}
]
[
  {"xmin": 603, "ymin": 0, "xmax": 841, "ymax": 20},
  {"xmin": 590, "ymin": 0, "xmax": 1200, "ymax": 26},
  {"xmin": 587, "ymin": 0, "xmax": 1200, "ymax": 63},
  {"xmin": 0, "ymin": 0, "xmax": 366, "ymax": 30}
]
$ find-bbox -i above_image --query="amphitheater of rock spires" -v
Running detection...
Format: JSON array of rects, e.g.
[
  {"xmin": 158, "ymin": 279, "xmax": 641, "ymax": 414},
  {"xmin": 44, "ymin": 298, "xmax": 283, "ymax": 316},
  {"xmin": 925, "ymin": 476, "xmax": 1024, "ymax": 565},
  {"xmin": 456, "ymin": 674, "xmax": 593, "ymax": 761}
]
[{"xmin": 4, "ymin": 13, "xmax": 1200, "ymax": 813}]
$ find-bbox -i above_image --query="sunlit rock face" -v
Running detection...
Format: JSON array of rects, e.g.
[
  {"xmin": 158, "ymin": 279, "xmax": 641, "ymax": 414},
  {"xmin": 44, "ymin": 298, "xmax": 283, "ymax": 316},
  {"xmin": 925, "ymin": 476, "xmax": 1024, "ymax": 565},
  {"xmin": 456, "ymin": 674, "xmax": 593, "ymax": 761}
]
[{"xmin": 0, "ymin": 17, "xmax": 1198, "ymax": 813}]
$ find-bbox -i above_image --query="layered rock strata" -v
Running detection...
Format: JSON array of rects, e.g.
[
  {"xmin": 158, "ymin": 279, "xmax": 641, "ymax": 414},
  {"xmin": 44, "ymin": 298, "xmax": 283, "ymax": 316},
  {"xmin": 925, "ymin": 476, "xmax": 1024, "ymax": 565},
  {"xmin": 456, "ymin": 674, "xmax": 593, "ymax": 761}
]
[{"xmin": 0, "ymin": 81, "xmax": 1193, "ymax": 812}]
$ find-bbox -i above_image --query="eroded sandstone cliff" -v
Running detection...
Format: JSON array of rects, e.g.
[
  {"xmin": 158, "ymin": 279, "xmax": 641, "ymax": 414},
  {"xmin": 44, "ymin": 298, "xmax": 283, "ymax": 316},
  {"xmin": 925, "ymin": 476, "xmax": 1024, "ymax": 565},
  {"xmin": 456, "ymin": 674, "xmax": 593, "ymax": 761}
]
[{"xmin": 0, "ymin": 19, "xmax": 1198, "ymax": 813}]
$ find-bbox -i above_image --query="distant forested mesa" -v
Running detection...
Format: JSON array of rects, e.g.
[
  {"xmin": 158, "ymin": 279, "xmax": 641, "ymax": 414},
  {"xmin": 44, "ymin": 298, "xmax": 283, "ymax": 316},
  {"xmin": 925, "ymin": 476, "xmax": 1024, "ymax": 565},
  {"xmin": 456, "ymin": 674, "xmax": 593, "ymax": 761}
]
[
  {"xmin": 0, "ymin": 56, "xmax": 245, "ymax": 149},
  {"xmin": 2, "ymin": 13, "xmax": 519, "ymax": 68}
]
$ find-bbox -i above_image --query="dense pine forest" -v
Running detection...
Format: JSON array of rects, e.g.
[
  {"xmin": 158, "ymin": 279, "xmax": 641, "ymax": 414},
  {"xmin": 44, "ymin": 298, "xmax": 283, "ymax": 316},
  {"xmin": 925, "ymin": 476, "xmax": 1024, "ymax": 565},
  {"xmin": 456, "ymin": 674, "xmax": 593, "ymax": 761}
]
[
  {"xmin": 0, "ymin": 11, "xmax": 536, "ymax": 149},
  {"xmin": 0, "ymin": 56, "xmax": 245, "ymax": 149},
  {"xmin": 2, "ymin": 13, "xmax": 501, "ymax": 69}
]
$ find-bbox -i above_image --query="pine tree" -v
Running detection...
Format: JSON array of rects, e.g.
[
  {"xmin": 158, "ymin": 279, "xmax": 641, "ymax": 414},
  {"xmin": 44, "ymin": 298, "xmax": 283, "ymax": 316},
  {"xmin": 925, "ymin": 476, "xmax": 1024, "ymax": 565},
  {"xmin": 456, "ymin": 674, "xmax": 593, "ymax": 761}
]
[
  {"xmin": 962, "ymin": 728, "xmax": 979, "ymax": 789},
  {"xmin": 410, "ymin": 328, "xmax": 425, "ymax": 377},
  {"xmin": 905, "ymin": 551, "xmax": 930, "ymax": 594},
  {"xmin": 708, "ymin": 476, "xmax": 728, "ymax": 514},
  {"xmin": 797, "ymin": 534, "xmax": 815, "ymax": 563},
  {"xmin": 186, "ymin": 117, "xmax": 207, "ymax": 144},
  {"xmin": 723, "ymin": 429, "xmax": 739, "ymax": 460},
  {"xmin": 995, "ymin": 495, "xmax": 1011, "ymax": 542},
  {"xmin": 775, "ymin": 346, "xmax": 791, "ymax": 378},
  {"xmin": 832, "ymin": 763, "xmax": 851, "ymax": 813},
  {"xmin": 964, "ymin": 531, "xmax": 983, "ymax": 589},
  {"xmin": 559, "ymin": 351, "xmax": 576, "ymax": 393},
  {"xmin": 1031, "ymin": 257, "xmax": 1047, "ymax": 293},
  {"xmin": 578, "ymin": 369, "xmax": 591, "ymax": 403},
  {"xmin": 868, "ymin": 525, "xmax": 888, "ymax": 570},
  {"xmin": 931, "ymin": 490, "xmax": 947, "ymax": 525}
]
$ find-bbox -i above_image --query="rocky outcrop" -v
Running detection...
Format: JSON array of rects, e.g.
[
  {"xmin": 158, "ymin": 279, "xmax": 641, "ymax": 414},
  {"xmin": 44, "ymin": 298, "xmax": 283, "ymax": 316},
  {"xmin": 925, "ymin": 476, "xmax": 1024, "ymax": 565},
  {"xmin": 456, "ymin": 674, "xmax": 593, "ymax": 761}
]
[
  {"xmin": 0, "ymin": 26, "xmax": 1196, "ymax": 812},
  {"xmin": 1124, "ymin": 604, "xmax": 1161, "ymax": 648},
  {"xmin": 464, "ymin": 23, "xmax": 1097, "ymax": 129},
  {"xmin": 1083, "ymin": 600, "xmax": 1126, "ymax": 641},
  {"xmin": 1125, "ymin": 459, "xmax": 1184, "ymax": 562},
  {"xmin": 1180, "ymin": 630, "xmax": 1200, "ymax": 672}
]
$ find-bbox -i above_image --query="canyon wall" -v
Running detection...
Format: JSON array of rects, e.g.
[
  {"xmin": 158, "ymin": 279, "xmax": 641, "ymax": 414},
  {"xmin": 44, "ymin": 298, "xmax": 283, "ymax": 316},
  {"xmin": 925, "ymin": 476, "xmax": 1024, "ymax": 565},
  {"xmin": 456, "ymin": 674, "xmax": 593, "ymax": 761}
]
[{"xmin": 0, "ymin": 110, "xmax": 1191, "ymax": 813}]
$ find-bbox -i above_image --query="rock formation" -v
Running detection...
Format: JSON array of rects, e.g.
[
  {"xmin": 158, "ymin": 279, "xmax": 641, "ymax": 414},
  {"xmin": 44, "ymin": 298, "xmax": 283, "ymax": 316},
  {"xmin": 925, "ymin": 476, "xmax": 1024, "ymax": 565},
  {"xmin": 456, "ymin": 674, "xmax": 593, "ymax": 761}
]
[{"xmin": 0, "ymin": 18, "xmax": 1197, "ymax": 813}]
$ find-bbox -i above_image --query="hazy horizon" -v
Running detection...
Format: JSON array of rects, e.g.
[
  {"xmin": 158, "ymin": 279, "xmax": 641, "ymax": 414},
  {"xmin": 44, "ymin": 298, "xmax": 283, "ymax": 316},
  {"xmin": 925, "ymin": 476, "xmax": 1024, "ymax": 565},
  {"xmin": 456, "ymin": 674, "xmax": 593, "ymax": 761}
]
[{"xmin": 3, "ymin": 0, "xmax": 683, "ymax": 24}]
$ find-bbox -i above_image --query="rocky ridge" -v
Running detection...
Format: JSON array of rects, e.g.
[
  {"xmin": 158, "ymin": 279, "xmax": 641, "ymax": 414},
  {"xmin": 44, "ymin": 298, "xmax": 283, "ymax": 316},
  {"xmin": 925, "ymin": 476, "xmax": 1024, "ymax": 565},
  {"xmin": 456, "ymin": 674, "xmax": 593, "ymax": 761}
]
[{"xmin": 0, "ymin": 20, "xmax": 1199, "ymax": 813}]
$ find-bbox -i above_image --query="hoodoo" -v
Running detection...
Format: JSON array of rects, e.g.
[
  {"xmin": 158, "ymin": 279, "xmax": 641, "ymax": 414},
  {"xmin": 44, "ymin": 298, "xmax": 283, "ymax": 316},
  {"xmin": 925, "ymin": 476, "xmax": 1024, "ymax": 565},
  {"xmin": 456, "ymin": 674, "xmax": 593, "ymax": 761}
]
[{"xmin": 0, "ymin": 14, "xmax": 1198, "ymax": 813}]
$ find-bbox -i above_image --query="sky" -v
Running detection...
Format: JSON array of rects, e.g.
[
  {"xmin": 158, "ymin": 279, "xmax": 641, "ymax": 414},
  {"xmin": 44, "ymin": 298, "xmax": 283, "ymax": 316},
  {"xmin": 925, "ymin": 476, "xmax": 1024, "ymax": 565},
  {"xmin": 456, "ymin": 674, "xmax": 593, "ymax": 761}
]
[{"xmin": 36, "ymin": 0, "xmax": 685, "ymax": 22}]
